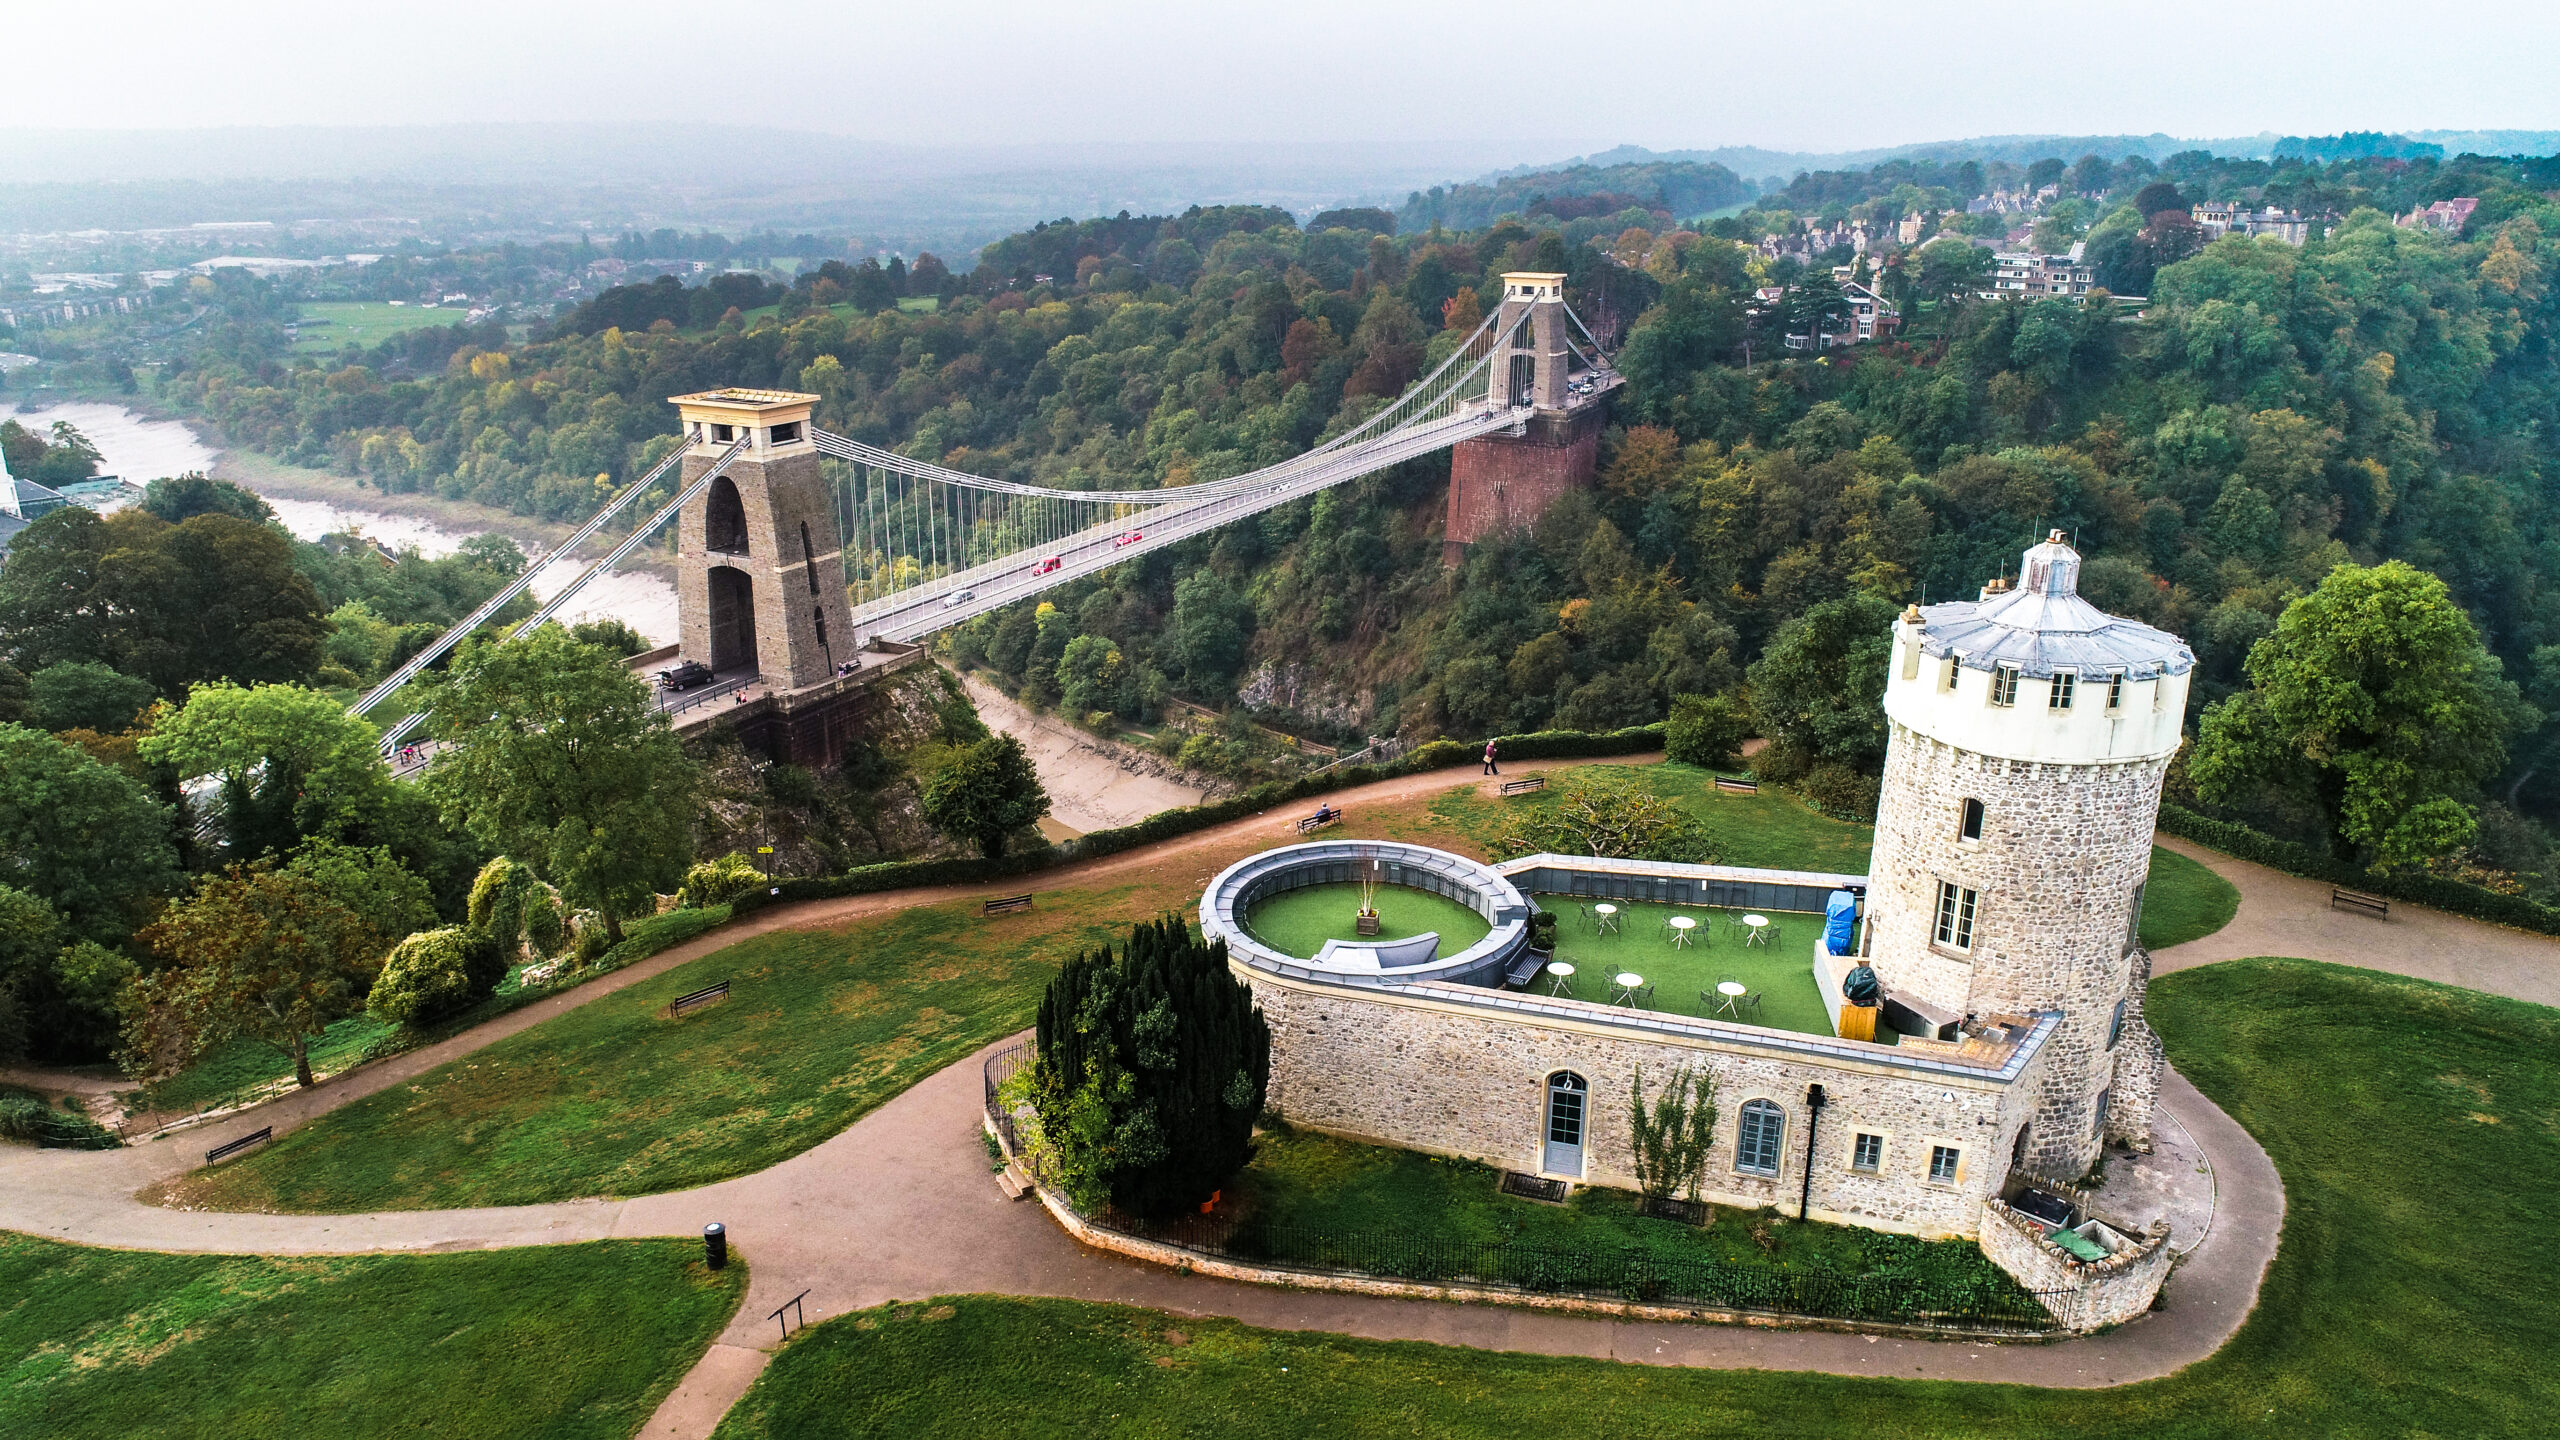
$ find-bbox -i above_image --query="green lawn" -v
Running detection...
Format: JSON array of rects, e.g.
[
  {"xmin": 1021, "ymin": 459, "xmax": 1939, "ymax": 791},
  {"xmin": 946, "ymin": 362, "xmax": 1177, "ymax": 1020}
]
[
  {"xmin": 2136, "ymin": 845, "xmax": 2241, "ymax": 950},
  {"xmin": 1231, "ymin": 1126, "xmax": 2016, "ymax": 1291},
  {"xmin": 136, "ymin": 907, "xmax": 728, "ymax": 1121},
  {"xmin": 711, "ymin": 958, "xmax": 2560, "ymax": 1439},
  {"xmin": 1245, "ymin": 883, "xmax": 1491, "ymax": 959},
  {"xmin": 1540, "ymin": 898, "xmax": 1834, "ymax": 1035},
  {"xmin": 164, "ymin": 892, "xmax": 1130, "ymax": 1211},
  {"xmin": 0, "ymin": 1234, "xmax": 743, "ymax": 1440},
  {"xmin": 291, "ymin": 301, "xmax": 475, "ymax": 351}
]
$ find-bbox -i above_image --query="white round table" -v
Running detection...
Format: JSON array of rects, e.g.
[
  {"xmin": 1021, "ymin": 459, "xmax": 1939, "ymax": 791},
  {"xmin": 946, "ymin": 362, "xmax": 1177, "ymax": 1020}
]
[
  {"xmin": 1667, "ymin": 915, "xmax": 1698, "ymax": 948},
  {"xmin": 1592, "ymin": 903, "xmax": 1620, "ymax": 935},
  {"xmin": 1742, "ymin": 913, "xmax": 1771, "ymax": 947},
  {"xmin": 1612, "ymin": 971, "xmax": 1646, "ymax": 1006},
  {"xmin": 1714, "ymin": 979, "xmax": 1747, "ymax": 1015},
  {"xmin": 1543, "ymin": 960, "xmax": 1576, "ymax": 997}
]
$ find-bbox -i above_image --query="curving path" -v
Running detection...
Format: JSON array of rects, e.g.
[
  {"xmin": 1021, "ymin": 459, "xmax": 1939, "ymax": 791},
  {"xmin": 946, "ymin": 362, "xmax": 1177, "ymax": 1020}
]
[{"xmin": 5, "ymin": 771, "xmax": 2556, "ymax": 1436}]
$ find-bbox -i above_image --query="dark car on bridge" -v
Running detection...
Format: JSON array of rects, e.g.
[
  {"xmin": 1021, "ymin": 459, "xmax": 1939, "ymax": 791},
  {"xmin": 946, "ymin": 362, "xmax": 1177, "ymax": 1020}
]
[{"xmin": 658, "ymin": 659, "xmax": 715, "ymax": 691}]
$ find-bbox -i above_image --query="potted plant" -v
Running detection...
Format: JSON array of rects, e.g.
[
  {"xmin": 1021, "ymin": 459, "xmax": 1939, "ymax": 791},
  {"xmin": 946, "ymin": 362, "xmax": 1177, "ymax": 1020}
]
[{"xmin": 1355, "ymin": 848, "xmax": 1382, "ymax": 935}]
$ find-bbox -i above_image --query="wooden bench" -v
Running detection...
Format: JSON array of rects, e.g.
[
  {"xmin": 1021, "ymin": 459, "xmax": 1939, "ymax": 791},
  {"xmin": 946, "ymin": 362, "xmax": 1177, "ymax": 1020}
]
[
  {"xmin": 983, "ymin": 893, "xmax": 1034, "ymax": 917},
  {"xmin": 667, "ymin": 981, "xmax": 730, "ymax": 1018},
  {"xmin": 1497, "ymin": 775, "xmax": 1546, "ymax": 797},
  {"xmin": 205, "ymin": 1126, "xmax": 272, "ymax": 1164},
  {"xmin": 2330, "ymin": 886, "xmax": 2390, "ymax": 919},
  {"xmin": 1294, "ymin": 812, "xmax": 1343, "ymax": 836},
  {"xmin": 1713, "ymin": 777, "xmax": 1760, "ymax": 795}
]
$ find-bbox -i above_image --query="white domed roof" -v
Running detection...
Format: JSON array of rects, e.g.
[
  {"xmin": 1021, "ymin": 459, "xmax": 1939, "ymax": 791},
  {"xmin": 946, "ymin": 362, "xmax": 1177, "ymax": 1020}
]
[{"xmin": 1913, "ymin": 532, "xmax": 2193, "ymax": 679}]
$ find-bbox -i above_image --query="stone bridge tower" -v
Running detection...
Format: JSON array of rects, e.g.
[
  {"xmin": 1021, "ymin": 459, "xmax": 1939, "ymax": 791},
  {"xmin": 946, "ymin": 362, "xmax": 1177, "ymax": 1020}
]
[
  {"xmin": 1863, "ymin": 532, "xmax": 2193, "ymax": 1183},
  {"xmin": 670, "ymin": 389, "xmax": 854, "ymax": 690},
  {"xmin": 1441, "ymin": 272, "xmax": 1614, "ymax": 566}
]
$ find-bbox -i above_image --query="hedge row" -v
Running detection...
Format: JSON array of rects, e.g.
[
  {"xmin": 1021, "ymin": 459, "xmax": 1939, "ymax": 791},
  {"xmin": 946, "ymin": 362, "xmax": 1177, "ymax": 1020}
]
[
  {"xmin": 2156, "ymin": 803, "xmax": 2560, "ymax": 936},
  {"xmin": 728, "ymin": 722, "xmax": 1668, "ymax": 921}
]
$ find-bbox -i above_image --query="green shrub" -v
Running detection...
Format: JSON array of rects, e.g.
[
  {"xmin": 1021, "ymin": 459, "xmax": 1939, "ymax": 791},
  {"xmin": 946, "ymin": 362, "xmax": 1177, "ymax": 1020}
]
[
  {"xmin": 368, "ymin": 928, "xmax": 482, "ymax": 1027},
  {"xmin": 1748, "ymin": 738, "xmax": 1815, "ymax": 785},
  {"xmin": 677, "ymin": 852, "xmax": 769, "ymax": 908},
  {"xmin": 1666, "ymin": 694, "xmax": 1751, "ymax": 769},
  {"xmin": 467, "ymin": 857, "xmax": 564, "ymax": 959},
  {"xmin": 1800, "ymin": 764, "xmax": 1882, "ymax": 822}
]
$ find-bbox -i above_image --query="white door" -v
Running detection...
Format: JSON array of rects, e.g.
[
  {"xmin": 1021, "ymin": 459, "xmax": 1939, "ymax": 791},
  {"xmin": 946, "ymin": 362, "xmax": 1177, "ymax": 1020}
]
[{"xmin": 1544, "ymin": 1072, "xmax": 1587, "ymax": 1177}]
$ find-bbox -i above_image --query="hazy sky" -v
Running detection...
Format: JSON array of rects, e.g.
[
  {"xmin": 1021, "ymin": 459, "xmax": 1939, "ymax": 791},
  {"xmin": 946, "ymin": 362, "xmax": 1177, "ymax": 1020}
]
[{"xmin": 14, "ymin": 0, "xmax": 2559, "ymax": 151}]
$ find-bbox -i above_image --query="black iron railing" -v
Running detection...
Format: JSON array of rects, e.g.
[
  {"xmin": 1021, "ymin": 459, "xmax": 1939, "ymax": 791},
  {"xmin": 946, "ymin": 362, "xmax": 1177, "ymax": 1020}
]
[{"xmin": 980, "ymin": 1045, "xmax": 2061, "ymax": 1335}]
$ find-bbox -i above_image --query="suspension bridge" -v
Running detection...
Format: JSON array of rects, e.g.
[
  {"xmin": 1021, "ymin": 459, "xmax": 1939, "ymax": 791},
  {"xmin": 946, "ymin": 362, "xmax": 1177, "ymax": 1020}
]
[{"xmin": 349, "ymin": 272, "xmax": 1617, "ymax": 764}]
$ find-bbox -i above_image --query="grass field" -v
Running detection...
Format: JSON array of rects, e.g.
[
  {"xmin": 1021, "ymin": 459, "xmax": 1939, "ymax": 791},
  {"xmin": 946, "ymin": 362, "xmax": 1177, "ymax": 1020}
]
[
  {"xmin": 161, "ymin": 891, "xmax": 1134, "ymax": 1211},
  {"xmin": 0, "ymin": 1235, "xmax": 742, "ymax": 1440},
  {"xmin": 711, "ymin": 958, "xmax": 2560, "ymax": 1439},
  {"xmin": 1244, "ymin": 883, "xmax": 1490, "ymax": 959},
  {"xmin": 1231, "ymin": 1127, "xmax": 2015, "ymax": 1288},
  {"xmin": 136, "ymin": 907, "xmax": 727, "ymax": 1121},
  {"xmin": 2135, "ymin": 845, "xmax": 2241, "ymax": 950},
  {"xmin": 291, "ymin": 301, "xmax": 475, "ymax": 351}
]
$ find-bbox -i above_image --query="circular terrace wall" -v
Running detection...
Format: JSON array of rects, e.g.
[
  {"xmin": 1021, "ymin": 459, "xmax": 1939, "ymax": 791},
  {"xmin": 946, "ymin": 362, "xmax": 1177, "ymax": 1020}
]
[{"xmin": 1199, "ymin": 841, "xmax": 1531, "ymax": 989}]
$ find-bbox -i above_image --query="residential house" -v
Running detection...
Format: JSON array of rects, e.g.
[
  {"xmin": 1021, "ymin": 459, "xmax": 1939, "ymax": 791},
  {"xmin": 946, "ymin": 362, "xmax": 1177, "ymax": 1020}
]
[
  {"xmin": 2397, "ymin": 198, "xmax": 2479, "ymax": 234},
  {"xmin": 1980, "ymin": 249, "xmax": 2095, "ymax": 301}
]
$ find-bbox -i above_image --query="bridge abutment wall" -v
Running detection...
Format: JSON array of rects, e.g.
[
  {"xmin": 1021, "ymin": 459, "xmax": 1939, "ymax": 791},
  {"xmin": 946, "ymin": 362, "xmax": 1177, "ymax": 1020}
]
[{"xmin": 1441, "ymin": 402, "xmax": 1606, "ymax": 567}]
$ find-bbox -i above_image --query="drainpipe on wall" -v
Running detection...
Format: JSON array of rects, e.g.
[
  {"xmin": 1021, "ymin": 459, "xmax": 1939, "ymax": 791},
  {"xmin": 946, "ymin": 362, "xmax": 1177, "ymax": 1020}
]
[{"xmin": 1799, "ymin": 1082, "xmax": 1827, "ymax": 1221}]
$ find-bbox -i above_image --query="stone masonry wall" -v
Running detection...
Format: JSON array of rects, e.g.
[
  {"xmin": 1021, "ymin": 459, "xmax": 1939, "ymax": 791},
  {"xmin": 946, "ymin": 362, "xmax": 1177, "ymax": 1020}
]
[
  {"xmin": 1977, "ymin": 1199, "xmax": 2173, "ymax": 1332},
  {"xmin": 1441, "ymin": 405, "xmax": 1603, "ymax": 564},
  {"xmin": 675, "ymin": 448, "xmax": 855, "ymax": 690},
  {"xmin": 1250, "ymin": 976, "xmax": 2044, "ymax": 1240},
  {"xmin": 1864, "ymin": 723, "xmax": 2169, "ymax": 1179}
]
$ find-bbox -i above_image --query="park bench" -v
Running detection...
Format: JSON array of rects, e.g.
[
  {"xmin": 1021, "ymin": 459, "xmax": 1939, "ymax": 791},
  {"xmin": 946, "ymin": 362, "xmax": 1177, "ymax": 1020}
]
[
  {"xmin": 1713, "ymin": 777, "xmax": 1760, "ymax": 795},
  {"xmin": 205, "ymin": 1126, "xmax": 272, "ymax": 1164},
  {"xmin": 2330, "ymin": 886, "xmax": 2390, "ymax": 919},
  {"xmin": 1294, "ymin": 812, "xmax": 1343, "ymax": 836},
  {"xmin": 667, "ymin": 981, "xmax": 729, "ymax": 1018},
  {"xmin": 1497, "ymin": 775, "xmax": 1546, "ymax": 797},
  {"xmin": 1503, "ymin": 947, "xmax": 1548, "ymax": 988},
  {"xmin": 983, "ymin": 893, "xmax": 1034, "ymax": 917}
]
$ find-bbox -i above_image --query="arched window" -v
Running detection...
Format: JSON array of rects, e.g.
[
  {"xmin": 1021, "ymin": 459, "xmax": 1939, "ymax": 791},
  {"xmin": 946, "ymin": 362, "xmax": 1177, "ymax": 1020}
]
[
  {"xmin": 800, "ymin": 521, "xmax": 820, "ymax": 594},
  {"xmin": 1735, "ymin": 1098, "xmax": 1785, "ymax": 1176}
]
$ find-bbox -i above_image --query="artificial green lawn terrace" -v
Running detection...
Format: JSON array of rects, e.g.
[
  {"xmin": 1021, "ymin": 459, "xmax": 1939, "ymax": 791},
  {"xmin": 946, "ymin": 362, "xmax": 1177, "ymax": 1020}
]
[
  {"xmin": 0, "ymin": 1235, "xmax": 743, "ymax": 1440},
  {"xmin": 1244, "ymin": 882, "xmax": 1492, "ymax": 959},
  {"xmin": 714, "ymin": 959, "xmax": 2560, "ymax": 1439},
  {"xmin": 1539, "ymin": 898, "xmax": 1834, "ymax": 1036}
]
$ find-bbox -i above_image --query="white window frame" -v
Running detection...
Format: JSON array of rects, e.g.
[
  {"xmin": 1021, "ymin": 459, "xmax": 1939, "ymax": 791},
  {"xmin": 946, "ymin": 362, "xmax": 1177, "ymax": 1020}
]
[
  {"xmin": 1934, "ymin": 880, "xmax": 1979, "ymax": 951},
  {"xmin": 2106, "ymin": 672, "xmax": 2125, "ymax": 710},
  {"xmin": 1939, "ymin": 655, "xmax": 1959, "ymax": 692},
  {"xmin": 1927, "ymin": 1143, "xmax": 1963, "ymax": 1186},
  {"xmin": 1851, "ymin": 1131, "xmax": 1886, "ymax": 1173},
  {"xmin": 2048, "ymin": 672, "xmax": 2075, "ymax": 710},
  {"xmin": 1989, "ymin": 667, "xmax": 2020, "ymax": 707}
]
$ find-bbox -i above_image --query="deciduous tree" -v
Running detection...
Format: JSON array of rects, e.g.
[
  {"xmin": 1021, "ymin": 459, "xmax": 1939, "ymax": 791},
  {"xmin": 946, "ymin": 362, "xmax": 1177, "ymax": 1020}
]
[
  {"xmin": 919, "ymin": 734, "xmax": 1049, "ymax": 859},
  {"xmin": 125, "ymin": 862, "xmax": 386, "ymax": 1088}
]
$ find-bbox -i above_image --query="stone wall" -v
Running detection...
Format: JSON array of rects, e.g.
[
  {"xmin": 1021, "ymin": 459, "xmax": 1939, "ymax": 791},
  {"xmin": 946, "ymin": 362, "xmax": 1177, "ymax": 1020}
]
[
  {"xmin": 1863, "ymin": 723, "xmax": 2169, "ymax": 1178},
  {"xmin": 675, "ymin": 446, "xmax": 856, "ymax": 691},
  {"xmin": 1978, "ymin": 1198, "xmax": 2173, "ymax": 1332},
  {"xmin": 1248, "ymin": 974, "xmax": 2046, "ymax": 1240},
  {"xmin": 1441, "ymin": 404, "xmax": 1603, "ymax": 565}
]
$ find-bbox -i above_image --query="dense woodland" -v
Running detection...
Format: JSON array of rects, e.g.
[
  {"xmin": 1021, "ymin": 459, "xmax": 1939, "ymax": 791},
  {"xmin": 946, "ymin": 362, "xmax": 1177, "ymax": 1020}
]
[{"xmin": 8, "ymin": 143, "xmax": 2560, "ymax": 1067}]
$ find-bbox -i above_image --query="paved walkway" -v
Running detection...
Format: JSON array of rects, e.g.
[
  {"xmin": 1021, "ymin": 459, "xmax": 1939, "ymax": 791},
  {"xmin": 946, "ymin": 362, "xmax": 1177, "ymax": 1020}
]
[{"xmin": 6, "ymin": 774, "xmax": 2557, "ymax": 1435}]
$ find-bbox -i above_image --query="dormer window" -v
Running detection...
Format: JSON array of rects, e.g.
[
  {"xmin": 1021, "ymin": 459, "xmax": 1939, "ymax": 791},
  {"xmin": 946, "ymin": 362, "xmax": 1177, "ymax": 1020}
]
[
  {"xmin": 2049, "ymin": 672, "xmax": 2075, "ymax": 710},
  {"xmin": 1990, "ymin": 667, "xmax": 2020, "ymax": 707},
  {"xmin": 2106, "ymin": 673, "xmax": 2125, "ymax": 709},
  {"xmin": 1939, "ymin": 656, "xmax": 1959, "ymax": 691}
]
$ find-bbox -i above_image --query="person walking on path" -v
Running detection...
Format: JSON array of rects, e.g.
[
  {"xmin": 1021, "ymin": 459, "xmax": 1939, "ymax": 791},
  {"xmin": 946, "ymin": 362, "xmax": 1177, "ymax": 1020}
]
[{"xmin": 1482, "ymin": 739, "xmax": 1499, "ymax": 776}]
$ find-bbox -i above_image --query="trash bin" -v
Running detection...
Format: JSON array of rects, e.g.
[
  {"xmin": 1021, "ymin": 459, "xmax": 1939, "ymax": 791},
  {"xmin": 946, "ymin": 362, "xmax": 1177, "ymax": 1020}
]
[{"xmin": 703, "ymin": 1222, "xmax": 728, "ymax": 1271}]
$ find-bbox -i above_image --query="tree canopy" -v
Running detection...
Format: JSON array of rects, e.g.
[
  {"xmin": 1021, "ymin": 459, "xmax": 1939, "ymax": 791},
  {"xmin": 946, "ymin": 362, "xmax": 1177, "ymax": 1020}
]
[
  {"xmin": 919, "ymin": 734, "xmax": 1050, "ymax": 859},
  {"xmin": 0, "ymin": 723, "xmax": 178, "ymax": 946}
]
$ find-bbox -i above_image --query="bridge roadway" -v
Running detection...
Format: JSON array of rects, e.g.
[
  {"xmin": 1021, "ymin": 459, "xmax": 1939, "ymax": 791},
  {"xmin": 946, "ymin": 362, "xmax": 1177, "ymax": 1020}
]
[{"xmin": 843, "ymin": 390, "xmax": 1575, "ymax": 644}]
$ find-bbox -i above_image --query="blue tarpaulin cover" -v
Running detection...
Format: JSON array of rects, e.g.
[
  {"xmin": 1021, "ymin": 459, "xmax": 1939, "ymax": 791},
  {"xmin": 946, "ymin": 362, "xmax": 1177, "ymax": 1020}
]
[{"xmin": 1824, "ymin": 889, "xmax": 1858, "ymax": 953}]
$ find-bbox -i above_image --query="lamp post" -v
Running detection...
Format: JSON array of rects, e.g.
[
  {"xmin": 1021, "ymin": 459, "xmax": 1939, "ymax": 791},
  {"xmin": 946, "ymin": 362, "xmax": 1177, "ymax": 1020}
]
[{"xmin": 1798, "ymin": 1083, "xmax": 1827, "ymax": 1221}]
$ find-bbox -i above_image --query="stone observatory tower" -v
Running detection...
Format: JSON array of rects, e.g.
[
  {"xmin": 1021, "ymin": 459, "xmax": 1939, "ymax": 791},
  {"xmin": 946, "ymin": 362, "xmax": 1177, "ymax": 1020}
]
[{"xmin": 1864, "ymin": 531, "xmax": 2194, "ymax": 1182}]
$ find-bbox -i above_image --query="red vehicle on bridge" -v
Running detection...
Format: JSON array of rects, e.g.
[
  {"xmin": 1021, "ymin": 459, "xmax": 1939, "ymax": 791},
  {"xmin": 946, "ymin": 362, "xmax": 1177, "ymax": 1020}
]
[
  {"xmin": 1113, "ymin": 530, "xmax": 1144, "ymax": 548},
  {"xmin": 1034, "ymin": 556, "xmax": 1062, "ymax": 575}
]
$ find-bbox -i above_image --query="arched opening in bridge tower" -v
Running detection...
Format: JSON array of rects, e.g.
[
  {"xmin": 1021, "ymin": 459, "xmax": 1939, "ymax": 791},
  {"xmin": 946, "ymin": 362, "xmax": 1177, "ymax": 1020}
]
[
  {"xmin": 1509, "ymin": 351, "xmax": 1536, "ymax": 407},
  {"xmin": 706, "ymin": 476, "xmax": 749, "ymax": 555},
  {"xmin": 708, "ymin": 565, "xmax": 757, "ymax": 671}
]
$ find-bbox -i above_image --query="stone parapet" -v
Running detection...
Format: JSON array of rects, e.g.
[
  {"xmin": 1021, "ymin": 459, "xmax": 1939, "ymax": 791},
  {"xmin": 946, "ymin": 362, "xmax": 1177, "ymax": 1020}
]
[{"xmin": 1979, "ymin": 1197, "xmax": 2173, "ymax": 1332}]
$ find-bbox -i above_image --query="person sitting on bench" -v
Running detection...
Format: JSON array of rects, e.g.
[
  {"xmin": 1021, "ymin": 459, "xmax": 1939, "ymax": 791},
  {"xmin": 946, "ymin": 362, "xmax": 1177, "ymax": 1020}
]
[{"xmin": 1310, "ymin": 803, "xmax": 1337, "ymax": 825}]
